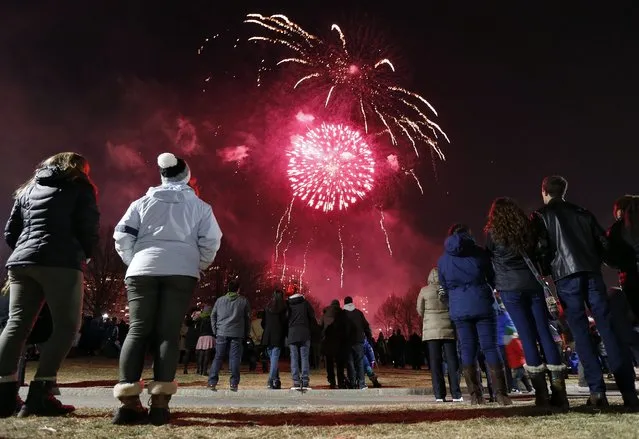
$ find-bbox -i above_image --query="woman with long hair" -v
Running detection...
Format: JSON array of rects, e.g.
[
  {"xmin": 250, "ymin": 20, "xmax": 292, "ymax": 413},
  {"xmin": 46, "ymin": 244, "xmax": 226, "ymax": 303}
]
[
  {"xmin": 261, "ymin": 289, "xmax": 287, "ymax": 389},
  {"xmin": 437, "ymin": 224, "xmax": 512, "ymax": 405},
  {"xmin": 607, "ymin": 195, "xmax": 639, "ymax": 320},
  {"xmin": 112, "ymin": 152, "xmax": 222, "ymax": 426},
  {"xmin": 485, "ymin": 197, "xmax": 567, "ymax": 409},
  {"xmin": 0, "ymin": 152, "xmax": 99, "ymax": 418}
]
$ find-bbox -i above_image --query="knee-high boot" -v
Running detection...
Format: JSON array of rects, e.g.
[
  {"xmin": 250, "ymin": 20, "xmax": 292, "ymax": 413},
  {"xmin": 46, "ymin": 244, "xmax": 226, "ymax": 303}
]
[
  {"xmin": 463, "ymin": 365, "xmax": 484, "ymax": 405},
  {"xmin": 487, "ymin": 365, "xmax": 513, "ymax": 406},
  {"xmin": 525, "ymin": 364, "xmax": 550, "ymax": 407}
]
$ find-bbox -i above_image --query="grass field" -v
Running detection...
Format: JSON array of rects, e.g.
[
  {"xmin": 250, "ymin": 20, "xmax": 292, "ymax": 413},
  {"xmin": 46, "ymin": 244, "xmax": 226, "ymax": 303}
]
[{"xmin": 3, "ymin": 358, "xmax": 636, "ymax": 438}]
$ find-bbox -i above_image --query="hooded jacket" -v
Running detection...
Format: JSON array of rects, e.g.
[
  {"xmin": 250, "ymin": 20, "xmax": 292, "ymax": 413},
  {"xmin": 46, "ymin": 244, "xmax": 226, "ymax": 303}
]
[
  {"xmin": 5, "ymin": 166, "xmax": 99, "ymax": 270},
  {"xmin": 211, "ymin": 292, "xmax": 251, "ymax": 338},
  {"xmin": 437, "ymin": 233, "xmax": 496, "ymax": 320},
  {"xmin": 113, "ymin": 183, "xmax": 222, "ymax": 279},
  {"xmin": 416, "ymin": 268, "xmax": 455, "ymax": 341},
  {"xmin": 343, "ymin": 302, "xmax": 372, "ymax": 344},
  {"xmin": 287, "ymin": 294, "xmax": 316, "ymax": 345}
]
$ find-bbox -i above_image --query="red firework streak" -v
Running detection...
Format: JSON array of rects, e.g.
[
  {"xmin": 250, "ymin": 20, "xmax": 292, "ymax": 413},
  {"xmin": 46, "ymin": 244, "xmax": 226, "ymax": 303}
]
[{"xmin": 287, "ymin": 123, "xmax": 375, "ymax": 213}]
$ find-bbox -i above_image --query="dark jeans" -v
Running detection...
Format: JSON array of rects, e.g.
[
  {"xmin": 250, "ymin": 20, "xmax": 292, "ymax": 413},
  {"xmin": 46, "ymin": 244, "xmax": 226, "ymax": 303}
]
[
  {"xmin": 348, "ymin": 343, "xmax": 366, "ymax": 389},
  {"xmin": 290, "ymin": 340, "xmax": 311, "ymax": 387},
  {"xmin": 119, "ymin": 275, "xmax": 196, "ymax": 384},
  {"xmin": 0, "ymin": 266, "xmax": 83, "ymax": 381},
  {"xmin": 267, "ymin": 346, "xmax": 281, "ymax": 387},
  {"xmin": 455, "ymin": 315, "xmax": 502, "ymax": 367},
  {"xmin": 325, "ymin": 350, "xmax": 348, "ymax": 387},
  {"xmin": 556, "ymin": 273, "xmax": 635, "ymax": 394},
  {"xmin": 501, "ymin": 289, "xmax": 563, "ymax": 367},
  {"xmin": 208, "ymin": 336, "xmax": 243, "ymax": 387},
  {"xmin": 427, "ymin": 339, "xmax": 462, "ymax": 399}
]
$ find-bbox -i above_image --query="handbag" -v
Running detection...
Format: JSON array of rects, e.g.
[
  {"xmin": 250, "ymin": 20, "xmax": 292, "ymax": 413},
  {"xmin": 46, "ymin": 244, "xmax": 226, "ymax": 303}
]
[{"xmin": 520, "ymin": 252, "xmax": 561, "ymax": 320}]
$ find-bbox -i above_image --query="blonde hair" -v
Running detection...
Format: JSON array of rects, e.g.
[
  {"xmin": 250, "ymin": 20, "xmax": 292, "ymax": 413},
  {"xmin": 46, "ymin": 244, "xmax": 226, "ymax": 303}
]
[{"xmin": 15, "ymin": 152, "xmax": 93, "ymax": 198}]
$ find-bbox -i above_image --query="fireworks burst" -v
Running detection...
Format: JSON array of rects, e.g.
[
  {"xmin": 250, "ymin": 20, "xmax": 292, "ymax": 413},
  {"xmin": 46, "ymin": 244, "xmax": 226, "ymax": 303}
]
[
  {"xmin": 246, "ymin": 13, "xmax": 450, "ymax": 163},
  {"xmin": 287, "ymin": 123, "xmax": 375, "ymax": 213}
]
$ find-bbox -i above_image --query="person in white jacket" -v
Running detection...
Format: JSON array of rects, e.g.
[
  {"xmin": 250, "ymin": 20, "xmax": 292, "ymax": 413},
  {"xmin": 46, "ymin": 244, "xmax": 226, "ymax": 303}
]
[{"xmin": 112, "ymin": 152, "xmax": 222, "ymax": 426}]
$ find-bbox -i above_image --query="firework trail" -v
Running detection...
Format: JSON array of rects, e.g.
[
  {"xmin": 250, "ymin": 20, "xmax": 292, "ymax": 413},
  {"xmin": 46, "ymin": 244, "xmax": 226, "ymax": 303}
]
[
  {"xmin": 280, "ymin": 229, "xmax": 297, "ymax": 282},
  {"xmin": 274, "ymin": 198, "xmax": 295, "ymax": 262},
  {"xmin": 288, "ymin": 123, "xmax": 375, "ymax": 213},
  {"xmin": 245, "ymin": 14, "xmax": 450, "ymax": 165},
  {"xmin": 337, "ymin": 223, "xmax": 345, "ymax": 288},
  {"xmin": 379, "ymin": 210, "xmax": 393, "ymax": 256},
  {"xmin": 408, "ymin": 169, "xmax": 424, "ymax": 195},
  {"xmin": 299, "ymin": 232, "xmax": 315, "ymax": 286}
]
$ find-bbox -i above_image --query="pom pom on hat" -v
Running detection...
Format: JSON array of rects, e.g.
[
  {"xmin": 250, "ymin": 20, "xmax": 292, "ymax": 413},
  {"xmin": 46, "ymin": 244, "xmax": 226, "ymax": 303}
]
[
  {"xmin": 157, "ymin": 152, "xmax": 178, "ymax": 169},
  {"xmin": 157, "ymin": 152, "xmax": 191, "ymax": 184}
]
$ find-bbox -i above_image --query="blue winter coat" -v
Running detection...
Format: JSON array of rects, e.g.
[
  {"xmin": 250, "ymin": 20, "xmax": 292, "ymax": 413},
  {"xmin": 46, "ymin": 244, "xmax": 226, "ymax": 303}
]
[{"xmin": 437, "ymin": 233, "xmax": 496, "ymax": 321}]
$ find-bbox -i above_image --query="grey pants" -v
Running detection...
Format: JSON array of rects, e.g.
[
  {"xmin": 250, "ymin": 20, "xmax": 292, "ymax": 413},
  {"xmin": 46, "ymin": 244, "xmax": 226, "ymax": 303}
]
[
  {"xmin": 119, "ymin": 275, "xmax": 196, "ymax": 384},
  {"xmin": 0, "ymin": 266, "xmax": 83, "ymax": 381}
]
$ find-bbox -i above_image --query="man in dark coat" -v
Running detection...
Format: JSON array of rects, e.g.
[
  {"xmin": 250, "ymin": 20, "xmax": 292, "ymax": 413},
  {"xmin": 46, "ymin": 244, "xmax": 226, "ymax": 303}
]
[
  {"xmin": 319, "ymin": 300, "xmax": 350, "ymax": 388},
  {"xmin": 343, "ymin": 296, "xmax": 372, "ymax": 389},
  {"xmin": 534, "ymin": 175, "xmax": 638, "ymax": 408}
]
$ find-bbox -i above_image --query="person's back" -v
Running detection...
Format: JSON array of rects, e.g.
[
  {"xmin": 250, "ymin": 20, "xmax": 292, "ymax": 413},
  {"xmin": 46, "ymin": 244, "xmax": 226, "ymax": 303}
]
[
  {"xmin": 208, "ymin": 280, "xmax": 250, "ymax": 391},
  {"xmin": 343, "ymin": 302, "xmax": 371, "ymax": 344},
  {"xmin": 417, "ymin": 268, "xmax": 455, "ymax": 341},
  {"xmin": 534, "ymin": 175, "xmax": 639, "ymax": 408},
  {"xmin": 287, "ymin": 294, "xmax": 312, "ymax": 344},
  {"xmin": 115, "ymin": 183, "xmax": 221, "ymax": 279},
  {"xmin": 7, "ymin": 166, "xmax": 99, "ymax": 270},
  {"xmin": 437, "ymin": 232, "xmax": 495, "ymax": 320},
  {"xmin": 212, "ymin": 292, "xmax": 250, "ymax": 339},
  {"xmin": 535, "ymin": 199, "xmax": 606, "ymax": 280}
]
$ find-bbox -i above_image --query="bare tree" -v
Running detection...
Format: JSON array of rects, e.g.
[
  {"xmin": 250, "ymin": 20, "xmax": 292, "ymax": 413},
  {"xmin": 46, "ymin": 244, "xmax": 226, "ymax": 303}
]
[
  {"xmin": 374, "ymin": 286, "xmax": 422, "ymax": 337},
  {"xmin": 83, "ymin": 227, "xmax": 126, "ymax": 317}
]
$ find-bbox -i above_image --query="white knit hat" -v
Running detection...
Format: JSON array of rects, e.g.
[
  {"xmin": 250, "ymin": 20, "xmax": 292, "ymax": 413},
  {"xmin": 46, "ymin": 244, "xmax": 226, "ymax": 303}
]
[{"xmin": 157, "ymin": 152, "xmax": 191, "ymax": 184}]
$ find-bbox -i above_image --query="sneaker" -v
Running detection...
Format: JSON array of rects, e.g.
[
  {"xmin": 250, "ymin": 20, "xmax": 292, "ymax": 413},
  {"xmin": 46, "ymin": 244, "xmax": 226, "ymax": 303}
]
[
  {"xmin": 207, "ymin": 384, "xmax": 217, "ymax": 392},
  {"xmin": 452, "ymin": 397, "xmax": 464, "ymax": 402},
  {"xmin": 230, "ymin": 385, "xmax": 238, "ymax": 392},
  {"xmin": 290, "ymin": 384, "xmax": 301, "ymax": 390},
  {"xmin": 302, "ymin": 386, "xmax": 312, "ymax": 390},
  {"xmin": 359, "ymin": 386, "xmax": 368, "ymax": 390},
  {"xmin": 435, "ymin": 398, "xmax": 445, "ymax": 403}
]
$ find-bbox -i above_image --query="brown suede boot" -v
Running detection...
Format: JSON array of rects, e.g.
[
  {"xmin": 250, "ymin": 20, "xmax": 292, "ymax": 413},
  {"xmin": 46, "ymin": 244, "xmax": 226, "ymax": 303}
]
[
  {"xmin": 547, "ymin": 365, "xmax": 569, "ymax": 411},
  {"xmin": 463, "ymin": 365, "xmax": 485, "ymax": 405},
  {"xmin": 525, "ymin": 364, "xmax": 550, "ymax": 408},
  {"xmin": 488, "ymin": 365, "xmax": 512, "ymax": 406}
]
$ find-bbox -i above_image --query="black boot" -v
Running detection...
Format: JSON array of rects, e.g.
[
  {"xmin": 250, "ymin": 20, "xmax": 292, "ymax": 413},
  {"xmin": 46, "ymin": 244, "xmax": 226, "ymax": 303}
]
[
  {"xmin": 487, "ymin": 365, "xmax": 512, "ymax": 406},
  {"xmin": 18, "ymin": 380, "xmax": 75, "ymax": 417},
  {"xmin": 370, "ymin": 374, "xmax": 382, "ymax": 388},
  {"xmin": 0, "ymin": 381, "xmax": 20, "ymax": 418},
  {"xmin": 548, "ymin": 366, "xmax": 569, "ymax": 411},
  {"xmin": 586, "ymin": 392, "xmax": 609, "ymax": 407},
  {"xmin": 195, "ymin": 350, "xmax": 203, "ymax": 375},
  {"xmin": 463, "ymin": 365, "xmax": 484, "ymax": 405},
  {"xmin": 202, "ymin": 349, "xmax": 212, "ymax": 376},
  {"xmin": 148, "ymin": 382, "xmax": 176, "ymax": 426},
  {"xmin": 526, "ymin": 366, "xmax": 550, "ymax": 408}
]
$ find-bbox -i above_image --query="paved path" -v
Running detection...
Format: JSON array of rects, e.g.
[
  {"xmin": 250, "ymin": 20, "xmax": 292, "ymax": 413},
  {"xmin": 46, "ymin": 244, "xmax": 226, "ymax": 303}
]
[{"xmin": 19, "ymin": 385, "xmax": 612, "ymax": 410}]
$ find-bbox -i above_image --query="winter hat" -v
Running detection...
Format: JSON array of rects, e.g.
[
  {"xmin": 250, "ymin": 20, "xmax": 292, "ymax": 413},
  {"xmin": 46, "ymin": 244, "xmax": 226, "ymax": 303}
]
[{"xmin": 157, "ymin": 152, "xmax": 191, "ymax": 184}]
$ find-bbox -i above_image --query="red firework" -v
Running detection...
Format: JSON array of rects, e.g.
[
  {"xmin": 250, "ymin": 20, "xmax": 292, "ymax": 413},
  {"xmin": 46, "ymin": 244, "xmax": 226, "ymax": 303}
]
[{"xmin": 287, "ymin": 123, "xmax": 375, "ymax": 213}]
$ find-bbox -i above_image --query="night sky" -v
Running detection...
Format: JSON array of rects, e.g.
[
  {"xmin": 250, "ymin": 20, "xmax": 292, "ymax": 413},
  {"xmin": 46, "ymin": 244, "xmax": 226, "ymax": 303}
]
[{"xmin": 1, "ymin": 1, "xmax": 637, "ymax": 306}]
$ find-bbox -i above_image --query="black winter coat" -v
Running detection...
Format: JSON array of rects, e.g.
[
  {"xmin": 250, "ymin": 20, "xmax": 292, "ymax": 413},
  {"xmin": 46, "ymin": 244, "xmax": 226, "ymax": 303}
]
[
  {"xmin": 607, "ymin": 219, "xmax": 639, "ymax": 290},
  {"xmin": 343, "ymin": 305, "xmax": 372, "ymax": 344},
  {"xmin": 319, "ymin": 304, "xmax": 350, "ymax": 355},
  {"xmin": 261, "ymin": 302, "xmax": 287, "ymax": 347},
  {"xmin": 286, "ymin": 295, "xmax": 316, "ymax": 345},
  {"xmin": 534, "ymin": 199, "xmax": 607, "ymax": 280},
  {"xmin": 5, "ymin": 167, "xmax": 100, "ymax": 270},
  {"xmin": 486, "ymin": 231, "xmax": 541, "ymax": 292}
]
